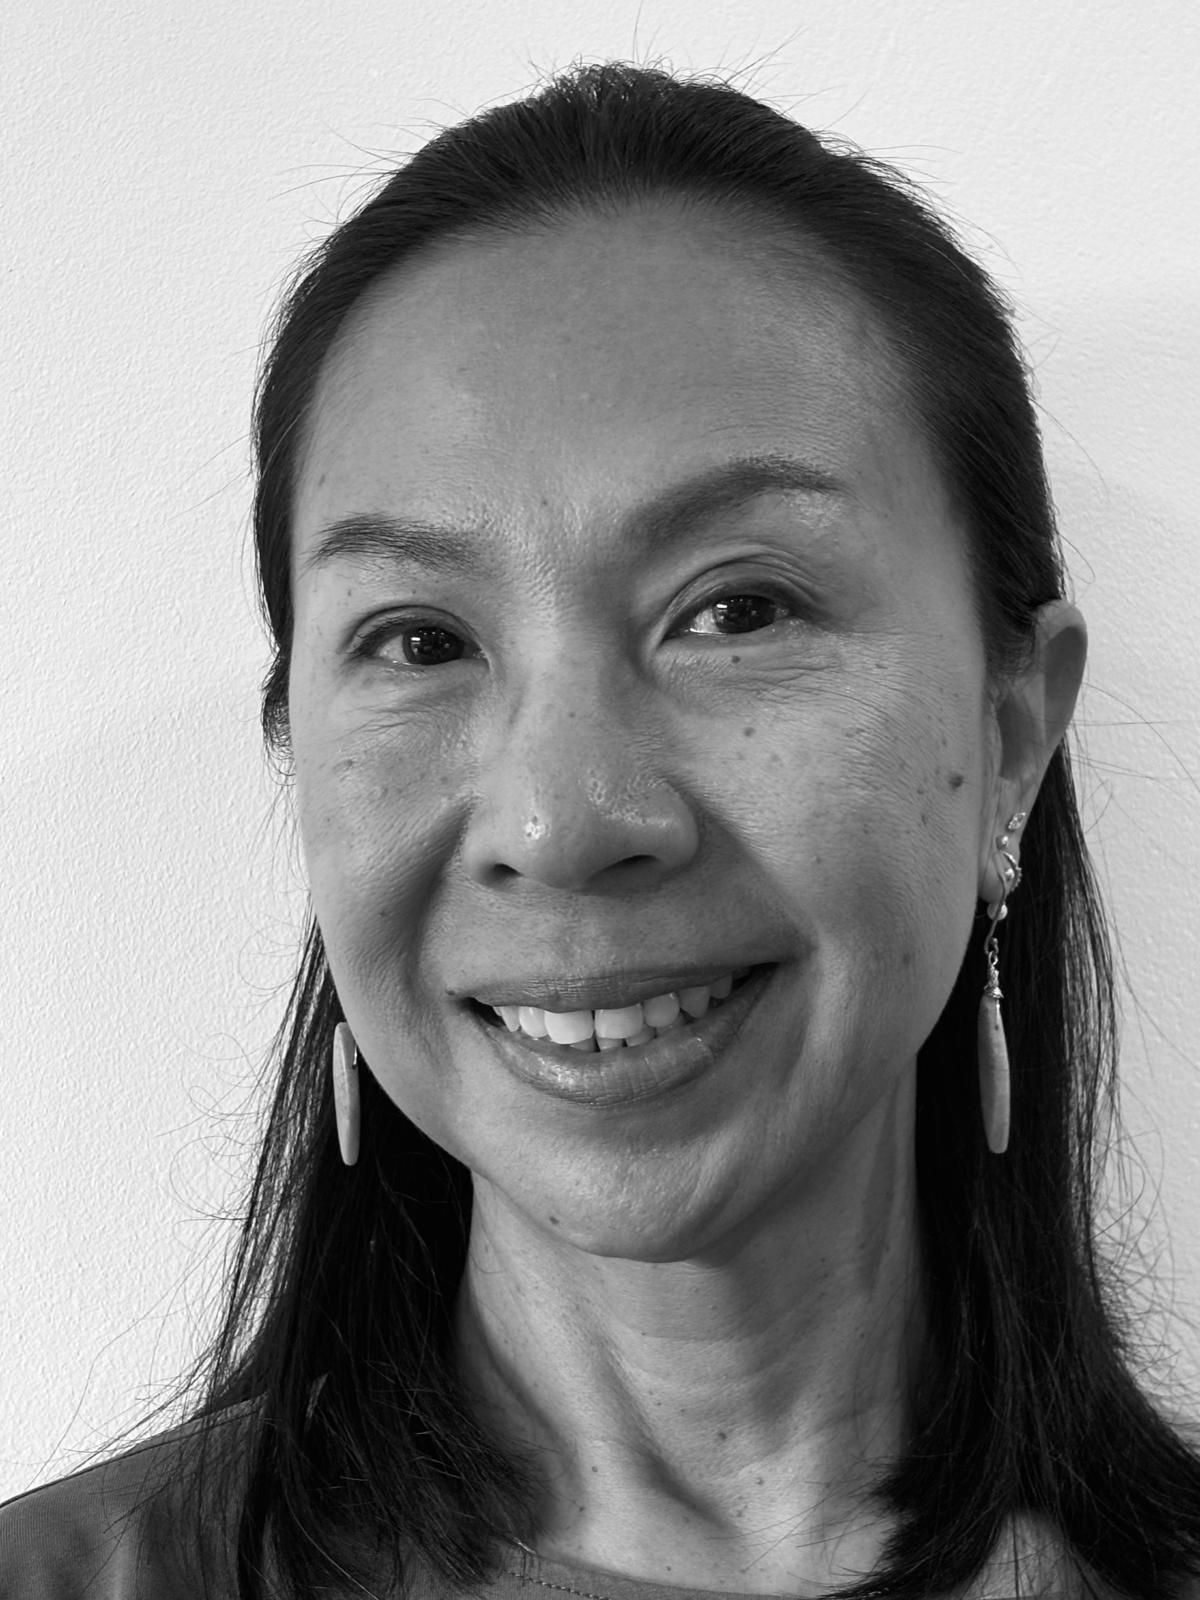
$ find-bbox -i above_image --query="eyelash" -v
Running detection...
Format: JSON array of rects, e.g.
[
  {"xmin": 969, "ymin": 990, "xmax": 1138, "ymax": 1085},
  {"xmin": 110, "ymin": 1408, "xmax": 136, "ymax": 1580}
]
[{"xmin": 351, "ymin": 585, "xmax": 804, "ymax": 669}]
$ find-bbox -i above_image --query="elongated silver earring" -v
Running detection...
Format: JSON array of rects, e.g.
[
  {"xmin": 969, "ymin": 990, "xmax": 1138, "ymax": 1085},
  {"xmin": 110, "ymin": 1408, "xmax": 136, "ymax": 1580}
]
[
  {"xmin": 332, "ymin": 1021, "xmax": 360, "ymax": 1166},
  {"xmin": 978, "ymin": 812, "xmax": 1026, "ymax": 1155}
]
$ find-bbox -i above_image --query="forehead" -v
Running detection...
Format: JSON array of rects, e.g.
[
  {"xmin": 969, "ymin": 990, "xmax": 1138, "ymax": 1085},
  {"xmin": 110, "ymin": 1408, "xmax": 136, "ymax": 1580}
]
[{"xmin": 294, "ymin": 202, "xmax": 946, "ymax": 555}]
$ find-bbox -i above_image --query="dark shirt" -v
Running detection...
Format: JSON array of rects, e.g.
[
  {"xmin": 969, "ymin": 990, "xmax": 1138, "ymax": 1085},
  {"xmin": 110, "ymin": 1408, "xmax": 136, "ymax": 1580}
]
[{"xmin": 0, "ymin": 1413, "xmax": 1046, "ymax": 1600}]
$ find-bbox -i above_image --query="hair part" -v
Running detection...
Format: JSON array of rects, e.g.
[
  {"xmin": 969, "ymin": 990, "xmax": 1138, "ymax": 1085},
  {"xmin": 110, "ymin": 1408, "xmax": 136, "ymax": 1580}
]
[{"xmin": 158, "ymin": 60, "xmax": 1200, "ymax": 1600}]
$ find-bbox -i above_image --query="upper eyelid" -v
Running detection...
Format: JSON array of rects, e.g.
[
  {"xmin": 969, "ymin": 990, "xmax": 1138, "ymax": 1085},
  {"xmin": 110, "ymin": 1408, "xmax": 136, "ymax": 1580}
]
[
  {"xmin": 350, "ymin": 572, "xmax": 808, "ymax": 635},
  {"xmin": 677, "ymin": 582, "xmax": 799, "ymax": 619}
]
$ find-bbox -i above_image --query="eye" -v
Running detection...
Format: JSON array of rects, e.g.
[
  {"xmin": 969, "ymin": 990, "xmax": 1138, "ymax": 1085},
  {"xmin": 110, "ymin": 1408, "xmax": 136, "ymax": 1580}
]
[
  {"xmin": 352, "ymin": 616, "xmax": 476, "ymax": 668},
  {"xmin": 673, "ymin": 589, "xmax": 796, "ymax": 638},
  {"xmin": 350, "ymin": 585, "xmax": 802, "ymax": 669}
]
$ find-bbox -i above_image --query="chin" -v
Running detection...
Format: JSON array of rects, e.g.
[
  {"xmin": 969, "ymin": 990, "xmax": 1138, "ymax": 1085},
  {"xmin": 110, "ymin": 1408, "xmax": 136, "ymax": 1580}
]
[{"xmin": 480, "ymin": 1148, "xmax": 776, "ymax": 1265}]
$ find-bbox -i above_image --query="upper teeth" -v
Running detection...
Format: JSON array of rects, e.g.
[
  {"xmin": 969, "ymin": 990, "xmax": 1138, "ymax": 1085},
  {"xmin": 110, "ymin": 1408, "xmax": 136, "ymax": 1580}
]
[{"xmin": 493, "ymin": 970, "xmax": 746, "ymax": 1046}]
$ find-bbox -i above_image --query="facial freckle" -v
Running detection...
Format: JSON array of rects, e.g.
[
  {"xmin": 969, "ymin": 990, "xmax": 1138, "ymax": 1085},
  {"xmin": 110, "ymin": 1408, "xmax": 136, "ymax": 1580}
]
[
  {"xmin": 948, "ymin": 770, "xmax": 966, "ymax": 790},
  {"xmin": 743, "ymin": 726, "xmax": 756, "ymax": 738},
  {"xmin": 730, "ymin": 654, "xmax": 741, "ymax": 664}
]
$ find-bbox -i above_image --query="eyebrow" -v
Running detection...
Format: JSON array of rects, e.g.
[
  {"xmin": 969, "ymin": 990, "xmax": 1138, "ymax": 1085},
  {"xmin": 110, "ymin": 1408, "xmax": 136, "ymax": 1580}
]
[{"xmin": 297, "ymin": 453, "xmax": 847, "ymax": 581}]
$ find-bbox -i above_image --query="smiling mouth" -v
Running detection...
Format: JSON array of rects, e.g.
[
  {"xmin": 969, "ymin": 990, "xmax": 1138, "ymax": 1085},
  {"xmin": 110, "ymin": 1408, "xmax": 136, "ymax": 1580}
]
[
  {"xmin": 466, "ymin": 962, "xmax": 779, "ymax": 1107},
  {"xmin": 468, "ymin": 966, "xmax": 761, "ymax": 1053}
]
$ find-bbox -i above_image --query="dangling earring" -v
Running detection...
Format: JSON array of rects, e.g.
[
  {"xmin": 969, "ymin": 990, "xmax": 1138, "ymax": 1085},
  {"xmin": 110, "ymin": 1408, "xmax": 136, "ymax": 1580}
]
[
  {"xmin": 978, "ymin": 811, "xmax": 1026, "ymax": 1155},
  {"xmin": 332, "ymin": 1021, "xmax": 360, "ymax": 1166}
]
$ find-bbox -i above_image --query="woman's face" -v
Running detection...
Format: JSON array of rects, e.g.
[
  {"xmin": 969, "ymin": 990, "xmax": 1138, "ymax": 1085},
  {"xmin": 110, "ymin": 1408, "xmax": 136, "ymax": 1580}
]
[{"xmin": 288, "ymin": 205, "xmax": 1000, "ymax": 1259}]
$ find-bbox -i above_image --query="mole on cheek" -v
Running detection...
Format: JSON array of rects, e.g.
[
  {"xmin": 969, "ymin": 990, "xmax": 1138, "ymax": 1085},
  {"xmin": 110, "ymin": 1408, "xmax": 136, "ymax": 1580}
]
[{"xmin": 947, "ymin": 771, "xmax": 966, "ymax": 791}]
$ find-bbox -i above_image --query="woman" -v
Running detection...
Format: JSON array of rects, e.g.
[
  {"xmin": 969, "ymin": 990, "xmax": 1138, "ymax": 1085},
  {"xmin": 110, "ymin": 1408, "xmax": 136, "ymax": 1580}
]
[{"xmin": 3, "ymin": 59, "xmax": 1198, "ymax": 1600}]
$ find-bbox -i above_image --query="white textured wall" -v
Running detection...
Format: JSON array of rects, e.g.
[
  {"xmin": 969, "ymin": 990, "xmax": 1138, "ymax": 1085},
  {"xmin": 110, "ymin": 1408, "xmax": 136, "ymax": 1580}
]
[{"xmin": 3, "ymin": 0, "xmax": 1198, "ymax": 1496}]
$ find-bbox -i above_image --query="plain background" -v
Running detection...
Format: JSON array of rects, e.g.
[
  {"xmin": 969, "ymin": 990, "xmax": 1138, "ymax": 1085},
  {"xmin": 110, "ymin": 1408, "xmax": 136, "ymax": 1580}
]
[{"xmin": 3, "ymin": 0, "xmax": 1199, "ymax": 1497}]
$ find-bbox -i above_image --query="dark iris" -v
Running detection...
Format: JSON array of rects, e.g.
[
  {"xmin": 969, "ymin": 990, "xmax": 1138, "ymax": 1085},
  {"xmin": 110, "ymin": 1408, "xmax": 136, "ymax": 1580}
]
[
  {"xmin": 403, "ymin": 626, "xmax": 464, "ymax": 666},
  {"xmin": 712, "ymin": 595, "xmax": 779, "ymax": 634}
]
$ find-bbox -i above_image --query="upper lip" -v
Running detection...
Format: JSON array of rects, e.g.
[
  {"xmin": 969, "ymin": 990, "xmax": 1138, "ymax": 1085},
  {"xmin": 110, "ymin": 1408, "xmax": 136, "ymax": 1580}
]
[{"xmin": 455, "ymin": 963, "xmax": 772, "ymax": 1013}]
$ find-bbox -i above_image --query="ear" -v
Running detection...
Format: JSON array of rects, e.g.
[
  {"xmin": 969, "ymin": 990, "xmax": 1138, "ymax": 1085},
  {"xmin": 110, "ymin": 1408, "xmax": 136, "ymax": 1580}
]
[{"xmin": 979, "ymin": 600, "xmax": 1087, "ymax": 901}]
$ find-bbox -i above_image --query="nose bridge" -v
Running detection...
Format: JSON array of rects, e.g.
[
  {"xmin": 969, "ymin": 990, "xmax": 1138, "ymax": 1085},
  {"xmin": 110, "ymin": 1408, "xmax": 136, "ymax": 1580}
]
[{"xmin": 461, "ymin": 647, "xmax": 700, "ymax": 891}]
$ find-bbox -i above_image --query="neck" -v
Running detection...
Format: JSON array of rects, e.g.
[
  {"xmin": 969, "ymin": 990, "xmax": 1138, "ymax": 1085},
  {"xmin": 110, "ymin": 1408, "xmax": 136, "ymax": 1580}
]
[{"xmin": 454, "ymin": 1096, "xmax": 926, "ymax": 1595}]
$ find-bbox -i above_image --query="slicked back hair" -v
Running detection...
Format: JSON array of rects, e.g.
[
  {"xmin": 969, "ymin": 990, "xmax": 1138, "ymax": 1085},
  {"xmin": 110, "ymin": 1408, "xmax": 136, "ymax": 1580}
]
[{"xmin": 169, "ymin": 61, "xmax": 1200, "ymax": 1600}]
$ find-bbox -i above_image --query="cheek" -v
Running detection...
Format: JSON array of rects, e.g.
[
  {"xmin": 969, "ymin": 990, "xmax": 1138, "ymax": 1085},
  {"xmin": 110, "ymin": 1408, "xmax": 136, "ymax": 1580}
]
[
  {"xmin": 291, "ymin": 639, "xmax": 468, "ymax": 889},
  {"xmin": 851, "ymin": 679, "xmax": 987, "ymax": 1006},
  {"xmin": 730, "ymin": 662, "xmax": 987, "ymax": 985},
  {"xmin": 294, "ymin": 741, "xmax": 471, "ymax": 1142},
  {"xmin": 292, "ymin": 722, "xmax": 460, "ymax": 1005}
]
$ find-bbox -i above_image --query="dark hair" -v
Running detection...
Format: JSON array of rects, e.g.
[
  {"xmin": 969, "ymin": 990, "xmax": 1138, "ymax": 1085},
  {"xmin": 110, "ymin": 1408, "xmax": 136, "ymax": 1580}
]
[{"xmin": 170, "ymin": 60, "xmax": 1200, "ymax": 1600}]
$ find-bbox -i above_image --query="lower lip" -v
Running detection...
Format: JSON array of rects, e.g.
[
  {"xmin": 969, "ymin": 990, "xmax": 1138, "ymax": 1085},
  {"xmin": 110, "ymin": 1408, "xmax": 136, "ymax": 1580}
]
[{"xmin": 466, "ymin": 965, "xmax": 777, "ymax": 1108}]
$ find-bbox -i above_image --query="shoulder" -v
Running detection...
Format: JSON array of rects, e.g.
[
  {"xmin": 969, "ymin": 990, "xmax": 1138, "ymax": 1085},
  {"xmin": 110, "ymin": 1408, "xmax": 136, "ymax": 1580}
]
[{"xmin": 0, "ymin": 1403, "xmax": 256, "ymax": 1600}]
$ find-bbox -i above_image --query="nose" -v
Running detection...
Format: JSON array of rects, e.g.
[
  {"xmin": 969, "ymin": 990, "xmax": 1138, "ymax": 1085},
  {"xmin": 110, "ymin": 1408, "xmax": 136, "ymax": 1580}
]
[{"xmin": 460, "ymin": 661, "xmax": 700, "ymax": 894}]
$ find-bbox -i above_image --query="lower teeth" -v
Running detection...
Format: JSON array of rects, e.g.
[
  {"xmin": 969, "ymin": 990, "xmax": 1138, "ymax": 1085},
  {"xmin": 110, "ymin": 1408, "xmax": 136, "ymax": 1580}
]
[{"xmin": 570, "ymin": 1024, "xmax": 657, "ymax": 1053}]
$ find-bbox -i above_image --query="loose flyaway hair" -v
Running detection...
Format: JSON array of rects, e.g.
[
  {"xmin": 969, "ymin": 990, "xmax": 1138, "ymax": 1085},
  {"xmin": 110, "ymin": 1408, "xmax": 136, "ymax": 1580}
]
[{"xmin": 136, "ymin": 61, "xmax": 1200, "ymax": 1600}]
